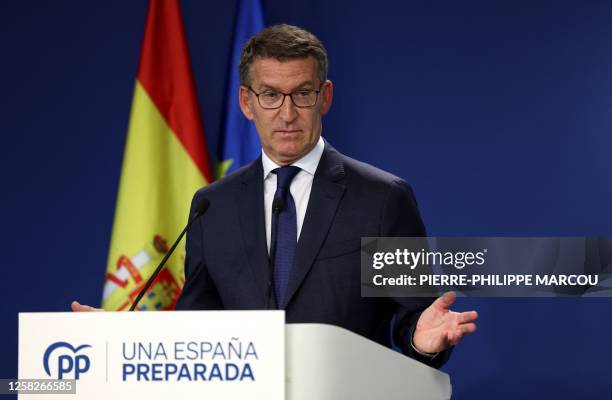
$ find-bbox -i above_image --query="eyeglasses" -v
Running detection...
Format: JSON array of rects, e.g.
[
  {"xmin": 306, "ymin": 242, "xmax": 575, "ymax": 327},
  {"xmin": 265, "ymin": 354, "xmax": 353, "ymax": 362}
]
[{"xmin": 247, "ymin": 84, "xmax": 323, "ymax": 109}]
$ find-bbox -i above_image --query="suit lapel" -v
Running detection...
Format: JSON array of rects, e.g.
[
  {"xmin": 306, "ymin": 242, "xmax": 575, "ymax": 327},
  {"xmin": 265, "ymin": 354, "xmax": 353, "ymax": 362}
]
[
  {"xmin": 282, "ymin": 144, "xmax": 346, "ymax": 308},
  {"xmin": 236, "ymin": 158, "xmax": 270, "ymax": 308}
]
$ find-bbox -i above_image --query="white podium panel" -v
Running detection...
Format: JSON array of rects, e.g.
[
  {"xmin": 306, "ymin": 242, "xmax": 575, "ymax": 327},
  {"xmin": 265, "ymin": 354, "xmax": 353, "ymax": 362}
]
[
  {"xmin": 286, "ymin": 324, "xmax": 451, "ymax": 400},
  {"xmin": 19, "ymin": 311, "xmax": 285, "ymax": 400}
]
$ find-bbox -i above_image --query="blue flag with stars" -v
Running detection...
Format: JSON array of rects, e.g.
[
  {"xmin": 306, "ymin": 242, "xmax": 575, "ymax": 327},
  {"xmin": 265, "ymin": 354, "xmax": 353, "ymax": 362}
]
[{"xmin": 217, "ymin": 0, "xmax": 265, "ymax": 178}]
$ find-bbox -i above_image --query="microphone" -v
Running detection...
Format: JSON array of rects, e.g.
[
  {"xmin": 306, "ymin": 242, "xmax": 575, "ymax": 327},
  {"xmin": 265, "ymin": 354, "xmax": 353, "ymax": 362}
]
[
  {"xmin": 267, "ymin": 197, "xmax": 284, "ymax": 309},
  {"xmin": 129, "ymin": 197, "xmax": 210, "ymax": 311},
  {"xmin": 272, "ymin": 197, "xmax": 284, "ymax": 214}
]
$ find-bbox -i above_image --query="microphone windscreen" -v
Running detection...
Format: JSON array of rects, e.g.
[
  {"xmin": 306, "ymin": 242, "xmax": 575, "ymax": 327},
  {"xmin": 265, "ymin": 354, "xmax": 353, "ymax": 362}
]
[
  {"xmin": 194, "ymin": 197, "xmax": 211, "ymax": 216},
  {"xmin": 272, "ymin": 197, "xmax": 284, "ymax": 213}
]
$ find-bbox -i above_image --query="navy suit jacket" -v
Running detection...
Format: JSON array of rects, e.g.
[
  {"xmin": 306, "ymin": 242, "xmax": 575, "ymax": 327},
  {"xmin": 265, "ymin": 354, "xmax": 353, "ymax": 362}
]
[{"xmin": 176, "ymin": 142, "xmax": 449, "ymax": 368}]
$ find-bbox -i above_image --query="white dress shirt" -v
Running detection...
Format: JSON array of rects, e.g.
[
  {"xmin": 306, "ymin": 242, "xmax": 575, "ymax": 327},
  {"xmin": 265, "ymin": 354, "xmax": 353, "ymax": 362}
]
[{"xmin": 262, "ymin": 136, "xmax": 325, "ymax": 253}]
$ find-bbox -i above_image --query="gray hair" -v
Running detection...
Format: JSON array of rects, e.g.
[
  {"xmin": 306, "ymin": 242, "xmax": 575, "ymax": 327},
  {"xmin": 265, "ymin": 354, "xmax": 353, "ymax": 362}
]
[{"xmin": 239, "ymin": 24, "xmax": 328, "ymax": 86}]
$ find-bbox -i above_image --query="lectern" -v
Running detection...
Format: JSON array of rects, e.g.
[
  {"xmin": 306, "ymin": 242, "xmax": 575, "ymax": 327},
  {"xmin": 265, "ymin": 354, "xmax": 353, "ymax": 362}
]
[{"xmin": 19, "ymin": 311, "xmax": 450, "ymax": 399}]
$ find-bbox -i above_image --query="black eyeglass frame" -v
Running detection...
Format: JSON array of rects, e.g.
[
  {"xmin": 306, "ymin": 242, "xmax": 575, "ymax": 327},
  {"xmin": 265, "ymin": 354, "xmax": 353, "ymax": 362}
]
[{"xmin": 245, "ymin": 83, "xmax": 324, "ymax": 109}]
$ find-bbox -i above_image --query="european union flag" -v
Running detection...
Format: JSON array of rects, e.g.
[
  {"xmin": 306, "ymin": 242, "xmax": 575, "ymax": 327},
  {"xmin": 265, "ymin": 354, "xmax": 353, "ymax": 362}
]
[{"xmin": 217, "ymin": 0, "xmax": 265, "ymax": 178}]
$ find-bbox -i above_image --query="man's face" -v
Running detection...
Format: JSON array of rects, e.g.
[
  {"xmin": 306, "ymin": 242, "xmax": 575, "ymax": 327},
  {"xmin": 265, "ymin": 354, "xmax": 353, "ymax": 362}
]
[{"xmin": 239, "ymin": 56, "xmax": 333, "ymax": 165}]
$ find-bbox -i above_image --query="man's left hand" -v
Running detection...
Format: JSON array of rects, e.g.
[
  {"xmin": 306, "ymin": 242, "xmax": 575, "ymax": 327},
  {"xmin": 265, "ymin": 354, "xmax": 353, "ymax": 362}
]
[{"xmin": 412, "ymin": 291, "xmax": 478, "ymax": 354}]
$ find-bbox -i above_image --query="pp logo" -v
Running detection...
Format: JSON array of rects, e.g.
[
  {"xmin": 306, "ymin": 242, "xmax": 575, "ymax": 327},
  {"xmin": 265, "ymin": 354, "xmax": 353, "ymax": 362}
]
[{"xmin": 43, "ymin": 342, "xmax": 91, "ymax": 379}]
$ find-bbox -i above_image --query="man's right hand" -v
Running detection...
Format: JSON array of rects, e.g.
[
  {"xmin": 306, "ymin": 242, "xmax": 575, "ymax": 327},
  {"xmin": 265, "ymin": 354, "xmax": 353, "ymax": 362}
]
[{"xmin": 71, "ymin": 301, "xmax": 104, "ymax": 312}]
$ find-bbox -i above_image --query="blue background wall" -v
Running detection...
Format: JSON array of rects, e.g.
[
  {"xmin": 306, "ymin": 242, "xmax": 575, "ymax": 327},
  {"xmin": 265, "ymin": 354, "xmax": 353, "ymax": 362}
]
[{"xmin": 2, "ymin": 1, "xmax": 611, "ymax": 398}]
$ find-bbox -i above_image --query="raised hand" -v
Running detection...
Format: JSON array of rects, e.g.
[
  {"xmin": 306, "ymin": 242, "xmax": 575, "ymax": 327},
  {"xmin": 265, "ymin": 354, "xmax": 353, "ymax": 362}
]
[{"xmin": 412, "ymin": 291, "xmax": 478, "ymax": 354}]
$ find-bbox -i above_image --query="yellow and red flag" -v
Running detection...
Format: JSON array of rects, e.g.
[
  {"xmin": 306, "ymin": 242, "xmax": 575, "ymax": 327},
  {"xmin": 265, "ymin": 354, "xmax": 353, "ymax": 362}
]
[{"xmin": 102, "ymin": 0, "xmax": 213, "ymax": 311}]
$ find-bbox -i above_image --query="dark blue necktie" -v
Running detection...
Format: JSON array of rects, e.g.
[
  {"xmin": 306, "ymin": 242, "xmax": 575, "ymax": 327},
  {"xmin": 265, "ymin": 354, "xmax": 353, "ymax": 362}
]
[{"xmin": 272, "ymin": 166, "xmax": 301, "ymax": 308}]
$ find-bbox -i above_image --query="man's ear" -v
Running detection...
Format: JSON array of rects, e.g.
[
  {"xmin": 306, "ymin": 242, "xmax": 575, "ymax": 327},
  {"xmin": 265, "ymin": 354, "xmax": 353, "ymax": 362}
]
[
  {"xmin": 320, "ymin": 80, "xmax": 334, "ymax": 116},
  {"xmin": 239, "ymin": 86, "xmax": 255, "ymax": 120}
]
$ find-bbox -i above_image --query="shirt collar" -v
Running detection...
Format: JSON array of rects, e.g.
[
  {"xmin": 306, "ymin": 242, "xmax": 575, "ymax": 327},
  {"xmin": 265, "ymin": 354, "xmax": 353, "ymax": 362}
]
[{"xmin": 262, "ymin": 136, "xmax": 325, "ymax": 179}]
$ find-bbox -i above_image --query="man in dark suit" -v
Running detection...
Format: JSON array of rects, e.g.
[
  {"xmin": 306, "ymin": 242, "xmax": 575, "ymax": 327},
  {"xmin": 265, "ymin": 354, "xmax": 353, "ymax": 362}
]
[
  {"xmin": 72, "ymin": 24, "xmax": 477, "ymax": 367},
  {"xmin": 175, "ymin": 24, "xmax": 478, "ymax": 368}
]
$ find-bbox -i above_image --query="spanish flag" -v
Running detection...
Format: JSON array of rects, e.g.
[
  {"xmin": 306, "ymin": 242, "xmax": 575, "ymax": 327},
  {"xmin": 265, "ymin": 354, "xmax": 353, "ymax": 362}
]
[{"xmin": 101, "ymin": 0, "xmax": 213, "ymax": 311}]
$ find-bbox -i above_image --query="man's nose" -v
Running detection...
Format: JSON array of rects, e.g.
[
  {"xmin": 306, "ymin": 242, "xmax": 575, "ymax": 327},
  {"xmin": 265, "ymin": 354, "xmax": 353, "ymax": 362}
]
[{"xmin": 279, "ymin": 94, "xmax": 298, "ymax": 122}]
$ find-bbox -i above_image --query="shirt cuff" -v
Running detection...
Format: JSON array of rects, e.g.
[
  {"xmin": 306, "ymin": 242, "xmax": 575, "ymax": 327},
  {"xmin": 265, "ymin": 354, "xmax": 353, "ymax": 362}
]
[{"xmin": 410, "ymin": 329, "xmax": 439, "ymax": 360}]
